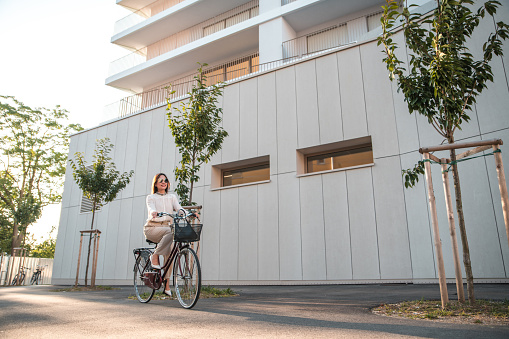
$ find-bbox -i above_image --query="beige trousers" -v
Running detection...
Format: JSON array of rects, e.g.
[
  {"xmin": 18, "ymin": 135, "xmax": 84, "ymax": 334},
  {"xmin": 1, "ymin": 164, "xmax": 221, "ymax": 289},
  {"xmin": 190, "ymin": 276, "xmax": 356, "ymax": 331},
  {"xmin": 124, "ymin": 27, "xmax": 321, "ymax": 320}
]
[{"xmin": 143, "ymin": 223, "xmax": 174, "ymax": 257}]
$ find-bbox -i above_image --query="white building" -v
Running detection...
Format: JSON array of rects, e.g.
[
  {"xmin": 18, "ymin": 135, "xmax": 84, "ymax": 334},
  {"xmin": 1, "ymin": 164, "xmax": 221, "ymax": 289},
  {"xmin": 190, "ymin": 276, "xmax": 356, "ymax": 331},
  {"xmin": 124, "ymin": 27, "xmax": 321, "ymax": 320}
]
[{"xmin": 52, "ymin": 0, "xmax": 509, "ymax": 285}]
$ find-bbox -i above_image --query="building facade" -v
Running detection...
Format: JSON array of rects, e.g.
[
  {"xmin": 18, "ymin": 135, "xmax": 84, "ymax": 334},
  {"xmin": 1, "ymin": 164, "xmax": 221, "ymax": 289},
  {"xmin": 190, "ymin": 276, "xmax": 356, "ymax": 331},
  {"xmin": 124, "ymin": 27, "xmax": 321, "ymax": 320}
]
[{"xmin": 52, "ymin": 0, "xmax": 509, "ymax": 285}]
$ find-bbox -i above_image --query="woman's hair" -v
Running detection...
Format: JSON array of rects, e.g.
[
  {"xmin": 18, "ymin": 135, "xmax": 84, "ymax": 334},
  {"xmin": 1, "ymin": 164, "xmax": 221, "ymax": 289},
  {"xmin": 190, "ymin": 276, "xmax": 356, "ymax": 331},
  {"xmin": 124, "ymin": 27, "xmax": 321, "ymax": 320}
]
[{"xmin": 152, "ymin": 173, "xmax": 169, "ymax": 194}]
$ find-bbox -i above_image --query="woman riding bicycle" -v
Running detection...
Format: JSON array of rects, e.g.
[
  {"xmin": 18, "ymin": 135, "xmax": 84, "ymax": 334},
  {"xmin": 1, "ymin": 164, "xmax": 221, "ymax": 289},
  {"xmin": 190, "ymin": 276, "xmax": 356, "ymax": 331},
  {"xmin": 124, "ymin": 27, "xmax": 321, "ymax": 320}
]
[{"xmin": 144, "ymin": 172, "xmax": 183, "ymax": 296}]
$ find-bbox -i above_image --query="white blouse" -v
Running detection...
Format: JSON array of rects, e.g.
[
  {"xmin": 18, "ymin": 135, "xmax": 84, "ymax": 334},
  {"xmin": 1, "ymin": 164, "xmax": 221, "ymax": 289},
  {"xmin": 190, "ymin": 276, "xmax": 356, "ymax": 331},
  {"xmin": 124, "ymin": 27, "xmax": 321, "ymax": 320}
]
[{"xmin": 146, "ymin": 192, "xmax": 183, "ymax": 223}]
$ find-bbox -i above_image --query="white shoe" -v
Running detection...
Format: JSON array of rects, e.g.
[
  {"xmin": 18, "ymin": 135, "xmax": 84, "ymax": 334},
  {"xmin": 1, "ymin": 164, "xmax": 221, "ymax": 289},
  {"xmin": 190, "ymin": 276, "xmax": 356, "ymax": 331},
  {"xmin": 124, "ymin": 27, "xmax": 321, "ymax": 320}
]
[
  {"xmin": 164, "ymin": 289, "xmax": 172, "ymax": 297},
  {"xmin": 150, "ymin": 255, "xmax": 161, "ymax": 269}
]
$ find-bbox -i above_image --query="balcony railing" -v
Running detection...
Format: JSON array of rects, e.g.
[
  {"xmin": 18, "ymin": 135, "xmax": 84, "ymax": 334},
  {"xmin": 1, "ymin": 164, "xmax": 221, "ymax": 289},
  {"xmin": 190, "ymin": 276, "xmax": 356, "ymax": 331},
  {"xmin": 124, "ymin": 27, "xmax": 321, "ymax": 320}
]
[
  {"xmin": 282, "ymin": 9, "xmax": 383, "ymax": 59},
  {"xmin": 281, "ymin": 0, "xmax": 298, "ymax": 5},
  {"xmin": 104, "ymin": 40, "xmax": 357, "ymax": 119},
  {"xmin": 108, "ymin": 0, "xmax": 259, "ymax": 77},
  {"xmin": 113, "ymin": 0, "xmax": 186, "ymax": 35}
]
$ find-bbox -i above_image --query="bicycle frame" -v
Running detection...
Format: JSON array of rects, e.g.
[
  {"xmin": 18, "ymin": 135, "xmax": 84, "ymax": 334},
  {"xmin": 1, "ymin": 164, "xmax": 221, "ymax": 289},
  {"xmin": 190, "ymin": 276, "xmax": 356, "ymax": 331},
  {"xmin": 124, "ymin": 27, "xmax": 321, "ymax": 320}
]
[{"xmin": 133, "ymin": 241, "xmax": 189, "ymax": 287}]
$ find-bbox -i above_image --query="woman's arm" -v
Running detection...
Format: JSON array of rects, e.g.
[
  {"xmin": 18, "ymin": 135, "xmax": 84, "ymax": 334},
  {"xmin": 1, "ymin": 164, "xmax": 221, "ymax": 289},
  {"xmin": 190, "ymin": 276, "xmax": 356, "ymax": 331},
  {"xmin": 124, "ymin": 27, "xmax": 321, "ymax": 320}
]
[{"xmin": 146, "ymin": 195, "xmax": 159, "ymax": 219}]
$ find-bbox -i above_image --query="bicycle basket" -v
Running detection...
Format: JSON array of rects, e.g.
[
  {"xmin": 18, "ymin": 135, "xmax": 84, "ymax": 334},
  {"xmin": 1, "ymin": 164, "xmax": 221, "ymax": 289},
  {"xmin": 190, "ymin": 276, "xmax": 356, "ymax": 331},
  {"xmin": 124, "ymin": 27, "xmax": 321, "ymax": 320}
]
[{"xmin": 172, "ymin": 220, "xmax": 202, "ymax": 242}]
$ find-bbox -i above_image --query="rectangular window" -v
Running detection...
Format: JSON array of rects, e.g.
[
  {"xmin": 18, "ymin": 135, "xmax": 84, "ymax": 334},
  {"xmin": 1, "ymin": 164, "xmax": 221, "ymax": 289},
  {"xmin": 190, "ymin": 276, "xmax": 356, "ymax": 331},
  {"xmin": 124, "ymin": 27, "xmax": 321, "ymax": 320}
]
[
  {"xmin": 297, "ymin": 136, "xmax": 374, "ymax": 176},
  {"xmin": 307, "ymin": 145, "xmax": 373, "ymax": 174},
  {"xmin": 211, "ymin": 155, "xmax": 270, "ymax": 189},
  {"xmin": 223, "ymin": 163, "xmax": 270, "ymax": 187}
]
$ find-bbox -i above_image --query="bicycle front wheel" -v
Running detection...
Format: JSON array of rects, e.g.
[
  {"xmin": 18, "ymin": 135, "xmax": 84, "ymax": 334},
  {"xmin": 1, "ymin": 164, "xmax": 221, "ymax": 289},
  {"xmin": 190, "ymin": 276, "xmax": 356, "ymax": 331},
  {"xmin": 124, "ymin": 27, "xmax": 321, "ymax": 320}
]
[
  {"xmin": 134, "ymin": 253, "xmax": 155, "ymax": 303},
  {"xmin": 173, "ymin": 247, "xmax": 201, "ymax": 309},
  {"xmin": 30, "ymin": 273, "xmax": 38, "ymax": 285}
]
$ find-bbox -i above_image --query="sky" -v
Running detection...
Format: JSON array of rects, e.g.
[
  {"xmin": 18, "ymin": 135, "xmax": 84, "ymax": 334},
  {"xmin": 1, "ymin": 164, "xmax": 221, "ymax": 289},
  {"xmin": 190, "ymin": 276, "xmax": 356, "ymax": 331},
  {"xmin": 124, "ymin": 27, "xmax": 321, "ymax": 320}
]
[{"xmin": 0, "ymin": 0, "xmax": 131, "ymax": 242}]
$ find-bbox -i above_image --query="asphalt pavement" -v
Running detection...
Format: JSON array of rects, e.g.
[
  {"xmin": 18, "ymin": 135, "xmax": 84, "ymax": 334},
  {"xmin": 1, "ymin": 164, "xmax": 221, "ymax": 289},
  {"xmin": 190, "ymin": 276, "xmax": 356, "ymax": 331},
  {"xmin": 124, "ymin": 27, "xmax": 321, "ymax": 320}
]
[{"xmin": 0, "ymin": 283, "xmax": 508, "ymax": 338}]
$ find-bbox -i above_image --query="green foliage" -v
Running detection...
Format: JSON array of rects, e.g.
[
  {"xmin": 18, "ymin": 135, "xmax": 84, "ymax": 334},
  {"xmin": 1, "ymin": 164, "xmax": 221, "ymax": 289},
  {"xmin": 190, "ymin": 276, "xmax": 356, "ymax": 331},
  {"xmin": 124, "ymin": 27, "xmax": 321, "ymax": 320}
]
[
  {"xmin": 0, "ymin": 95, "xmax": 83, "ymax": 254},
  {"xmin": 28, "ymin": 226, "xmax": 56, "ymax": 258},
  {"xmin": 377, "ymin": 0, "xmax": 509, "ymax": 188},
  {"xmin": 69, "ymin": 138, "xmax": 134, "ymax": 215},
  {"xmin": 30, "ymin": 238, "xmax": 56, "ymax": 258},
  {"xmin": 167, "ymin": 63, "xmax": 228, "ymax": 205},
  {"xmin": 402, "ymin": 161, "xmax": 425, "ymax": 188}
]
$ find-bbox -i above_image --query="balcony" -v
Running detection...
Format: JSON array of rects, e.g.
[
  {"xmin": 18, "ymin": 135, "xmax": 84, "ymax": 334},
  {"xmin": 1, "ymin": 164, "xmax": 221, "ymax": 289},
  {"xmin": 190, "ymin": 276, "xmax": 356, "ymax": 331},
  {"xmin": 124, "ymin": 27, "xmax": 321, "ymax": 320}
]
[
  {"xmin": 107, "ymin": 0, "xmax": 260, "ymax": 92},
  {"xmin": 112, "ymin": 0, "xmax": 255, "ymax": 50},
  {"xmin": 283, "ymin": 9, "xmax": 384, "ymax": 58}
]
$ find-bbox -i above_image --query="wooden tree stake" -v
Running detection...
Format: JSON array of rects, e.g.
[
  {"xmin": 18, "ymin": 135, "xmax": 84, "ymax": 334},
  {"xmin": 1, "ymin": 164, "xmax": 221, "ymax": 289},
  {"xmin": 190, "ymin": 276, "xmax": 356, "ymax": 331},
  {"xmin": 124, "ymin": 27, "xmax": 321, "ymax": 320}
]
[
  {"xmin": 423, "ymin": 153, "xmax": 449, "ymax": 308},
  {"xmin": 493, "ymin": 145, "xmax": 509, "ymax": 248},
  {"xmin": 441, "ymin": 159, "xmax": 465, "ymax": 303}
]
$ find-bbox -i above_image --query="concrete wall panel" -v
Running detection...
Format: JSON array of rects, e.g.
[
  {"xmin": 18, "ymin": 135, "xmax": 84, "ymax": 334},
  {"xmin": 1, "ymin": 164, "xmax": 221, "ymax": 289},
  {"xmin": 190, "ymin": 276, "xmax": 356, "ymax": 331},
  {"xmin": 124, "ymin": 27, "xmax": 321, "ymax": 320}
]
[
  {"xmin": 360, "ymin": 41, "xmax": 399, "ymax": 158},
  {"xmin": 316, "ymin": 53, "xmax": 343, "ymax": 144},
  {"xmin": 337, "ymin": 47, "xmax": 368, "ymax": 140},
  {"xmin": 239, "ymin": 78, "xmax": 258, "ymax": 159},
  {"xmin": 222, "ymin": 84, "xmax": 240, "ymax": 163},
  {"xmin": 299, "ymin": 175, "xmax": 327, "ymax": 280},
  {"xmin": 202, "ymin": 188, "xmax": 221, "ymax": 281},
  {"xmin": 322, "ymin": 171, "xmax": 352, "ymax": 280},
  {"xmin": 257, "ymin": 72, "xmax": 279, "ymax": 175},
  {"xmin": 278, "ymin": 172, "xmax": 302, "ymax": 280},
  {"xmin": 219, "ymin": 188, "xmax": 239, "ymax": 280},
  {"xmin": 372, "ymin": 156, "xmax": 412, "ymax": 279},
  {"xmin": 238, "ymin": 186, "xmax": 259, "ymax": 280},
  {"xmin": 400, "ymin": 152, "xmax": 437, "ymax": 279},
  {"xmin": 295, "ymin": 60, "xmax": 320, "ymax": 148},
  {"xmin": 133, "ymin": 113, "xmax": 153, "ymax": 197},
  {"xmin": 257, "ymin": 178, "xmax": 280, "ymax": 280},
  {"xmin": 347, "ymin": 167, "xmax": 380, "ymax": 279},
  {"xmin": 276, "ymin": 67, "xmax": 298, "ymax": 174},
  {"xmin": 116, "ymin": 198, "xmax": 134, "ymax": 280}
]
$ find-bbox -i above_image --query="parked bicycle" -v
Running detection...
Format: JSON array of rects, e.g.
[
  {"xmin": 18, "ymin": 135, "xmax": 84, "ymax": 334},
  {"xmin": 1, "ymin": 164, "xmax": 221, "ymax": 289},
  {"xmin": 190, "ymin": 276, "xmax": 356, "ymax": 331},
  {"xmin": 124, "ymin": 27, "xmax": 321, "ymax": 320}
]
[
  {"xmin": 133, "ymin": 210, "xmax": 202, "ymax": 309},
  {"xmin": 11, "ymin": 266, "xmax": 30, "ymax": 286},
  {"xmin": 30, "ymin": 265, "xmax": 47, "ymax": 285}
]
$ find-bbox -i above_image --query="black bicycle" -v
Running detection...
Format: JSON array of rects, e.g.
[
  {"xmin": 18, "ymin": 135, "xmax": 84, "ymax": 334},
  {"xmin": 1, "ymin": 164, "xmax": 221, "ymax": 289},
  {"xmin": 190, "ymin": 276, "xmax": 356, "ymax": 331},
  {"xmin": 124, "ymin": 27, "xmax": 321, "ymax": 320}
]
[
  {"xmin": 11, "ymin": 266, "xmax": 30, "ymax": 286},
  {"xmin": 30, "ymin": 265, "xmax": 47, "ymax": 285},
  {"xmin": 133, "ymin": 210, "xmax": 202, "ymax": 309}
]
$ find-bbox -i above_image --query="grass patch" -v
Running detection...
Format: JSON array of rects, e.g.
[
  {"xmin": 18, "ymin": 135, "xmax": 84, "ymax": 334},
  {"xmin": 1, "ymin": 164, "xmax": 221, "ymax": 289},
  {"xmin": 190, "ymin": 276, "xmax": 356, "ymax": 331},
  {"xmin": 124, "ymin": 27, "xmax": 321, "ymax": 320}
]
[
  {"xmin": 52, "ymin": 285, "xmax": 118, "ymax": 292},
  {"xmin": 128, "ymin": 286, "xmax": 238, "ymax": 301},
  {"xmin": 373, "ymin": 299, "xmax": 509, "ymax": 325},
  {"xmin": 200, "ymin": 285, "xmax": 238, "ymax": 298}
]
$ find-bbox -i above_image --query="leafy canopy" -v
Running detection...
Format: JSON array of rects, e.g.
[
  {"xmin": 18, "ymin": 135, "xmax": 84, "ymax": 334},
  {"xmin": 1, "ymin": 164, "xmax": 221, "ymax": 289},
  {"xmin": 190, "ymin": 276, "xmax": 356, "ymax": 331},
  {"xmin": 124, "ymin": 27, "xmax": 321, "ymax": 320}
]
[
  {"xmin": 0, "ymin": 95, "xmax": 82, "ymax": 253},
  {"xmin": 69, "ymin": 138, "xmax": 134, "ymax": 211},
  {"xmin": 167, "ymin": 63, "xmax": 228, "ymax": 205},
  {"xmin": 377, "ymin": 0, "xmax": 509, "ymax": 187}
]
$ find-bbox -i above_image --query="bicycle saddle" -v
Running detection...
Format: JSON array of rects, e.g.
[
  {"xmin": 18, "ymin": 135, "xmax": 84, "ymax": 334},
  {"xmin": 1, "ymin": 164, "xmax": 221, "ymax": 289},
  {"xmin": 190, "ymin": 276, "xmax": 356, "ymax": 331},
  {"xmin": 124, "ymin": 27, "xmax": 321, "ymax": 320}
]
[{"xmin": 146, "ymin": 239, "xmax": 157, "ymax": 245}]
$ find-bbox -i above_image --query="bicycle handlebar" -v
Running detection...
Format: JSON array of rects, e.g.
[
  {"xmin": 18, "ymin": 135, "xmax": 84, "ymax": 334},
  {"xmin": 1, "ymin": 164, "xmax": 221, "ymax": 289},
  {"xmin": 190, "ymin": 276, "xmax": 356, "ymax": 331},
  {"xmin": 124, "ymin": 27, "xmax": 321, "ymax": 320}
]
[{"xmin": 156, "ymin": 209, "xmax": 200, "ymax": 221}]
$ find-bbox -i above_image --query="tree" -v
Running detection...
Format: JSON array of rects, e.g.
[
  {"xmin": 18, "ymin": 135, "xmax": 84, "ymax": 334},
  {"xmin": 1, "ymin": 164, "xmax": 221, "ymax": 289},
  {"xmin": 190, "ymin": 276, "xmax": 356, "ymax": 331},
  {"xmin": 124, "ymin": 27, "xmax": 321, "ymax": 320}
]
[
  {"xmin": 69, "ymin": 138, "xmax": 134, "ymax": 286},
  {"xmin": 167, "ymin": 64, "xmax": 228, "ymax": 205},
  {"xmin": 29, "ymin": 226, "xmax": 56, "ymax": 258},
  {"xmin": 0, "ymin": 95, "xmax": 83, "ymax": 255},
  {"xmin": 378, "ymin": 0, "xmax": 509, "ymax": 304}
]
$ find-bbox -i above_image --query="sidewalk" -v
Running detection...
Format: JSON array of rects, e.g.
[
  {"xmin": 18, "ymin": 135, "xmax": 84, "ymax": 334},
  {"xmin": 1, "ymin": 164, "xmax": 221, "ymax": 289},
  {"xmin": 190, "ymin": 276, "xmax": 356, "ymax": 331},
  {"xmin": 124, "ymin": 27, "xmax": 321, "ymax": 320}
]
[{"xmin": 0, "ymin": 283, "xmax": 508, "ymax": 338}]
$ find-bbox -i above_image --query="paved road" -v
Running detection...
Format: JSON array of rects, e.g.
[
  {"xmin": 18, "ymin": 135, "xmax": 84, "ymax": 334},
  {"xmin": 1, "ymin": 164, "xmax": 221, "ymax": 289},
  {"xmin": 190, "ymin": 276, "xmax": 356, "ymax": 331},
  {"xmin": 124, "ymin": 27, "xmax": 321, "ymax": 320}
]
[{"xmin": 0, "ymin": 283, "xmax": 508, "ymax": 338}]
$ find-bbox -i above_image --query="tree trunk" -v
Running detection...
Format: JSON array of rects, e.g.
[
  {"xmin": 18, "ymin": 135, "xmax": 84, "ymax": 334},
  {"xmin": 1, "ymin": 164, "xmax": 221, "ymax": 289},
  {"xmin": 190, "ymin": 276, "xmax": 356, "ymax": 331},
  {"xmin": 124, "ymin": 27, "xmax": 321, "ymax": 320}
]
[
  {"xmin": 10, "ymin": 222, "xmax": 22, "ymax": 256},
  {"xmin": 84, "ymin": 199, "xmax": 97, "ymax": 287},
  {"xmin": 448, "ymin": 136, "xmax": 475, "ymax": 305}
]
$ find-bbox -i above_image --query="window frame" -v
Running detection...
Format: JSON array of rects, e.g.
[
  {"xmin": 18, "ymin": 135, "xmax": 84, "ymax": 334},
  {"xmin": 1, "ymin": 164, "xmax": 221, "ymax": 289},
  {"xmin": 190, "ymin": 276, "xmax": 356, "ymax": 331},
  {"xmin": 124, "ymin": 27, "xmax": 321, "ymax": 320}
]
[
  {"xmin": 296, "ymin": 136, "xmax": 374, "ymax": 177},
  {"xmin": 211, "ymin": 155, "xmax": 271, "ymax": 190}
]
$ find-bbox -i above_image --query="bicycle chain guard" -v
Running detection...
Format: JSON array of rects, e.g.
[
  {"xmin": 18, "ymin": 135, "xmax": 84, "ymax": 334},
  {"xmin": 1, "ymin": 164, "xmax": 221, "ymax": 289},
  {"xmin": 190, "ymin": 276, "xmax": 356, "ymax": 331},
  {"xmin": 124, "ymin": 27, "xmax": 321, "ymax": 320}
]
[{"xmin": 142, "ymin": 271, "xmax": 162, "ymax": 290}]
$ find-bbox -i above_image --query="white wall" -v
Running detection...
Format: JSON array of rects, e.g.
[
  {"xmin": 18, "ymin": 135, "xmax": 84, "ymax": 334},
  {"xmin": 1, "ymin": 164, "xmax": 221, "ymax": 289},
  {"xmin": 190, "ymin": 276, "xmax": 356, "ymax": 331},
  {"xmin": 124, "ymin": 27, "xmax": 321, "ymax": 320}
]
[{"xmin": 53, "ymin": 22, "xmax": 509, "ymax": 285}]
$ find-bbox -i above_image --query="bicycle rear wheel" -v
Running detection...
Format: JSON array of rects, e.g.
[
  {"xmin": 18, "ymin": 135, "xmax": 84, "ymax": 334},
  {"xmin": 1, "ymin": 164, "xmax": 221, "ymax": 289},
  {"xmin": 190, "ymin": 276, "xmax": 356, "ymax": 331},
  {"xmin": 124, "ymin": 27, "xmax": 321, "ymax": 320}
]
[
  {"xmin": 134, "ymin": 252, "xmax": 155, "ymax": 303},
  {"xmin": 30, "ymin": 273, "xmax": 38, "ymax": 285},
  {"xmin": 173, "ymin": 247, "xmax": 201, "ymax": 309}
]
